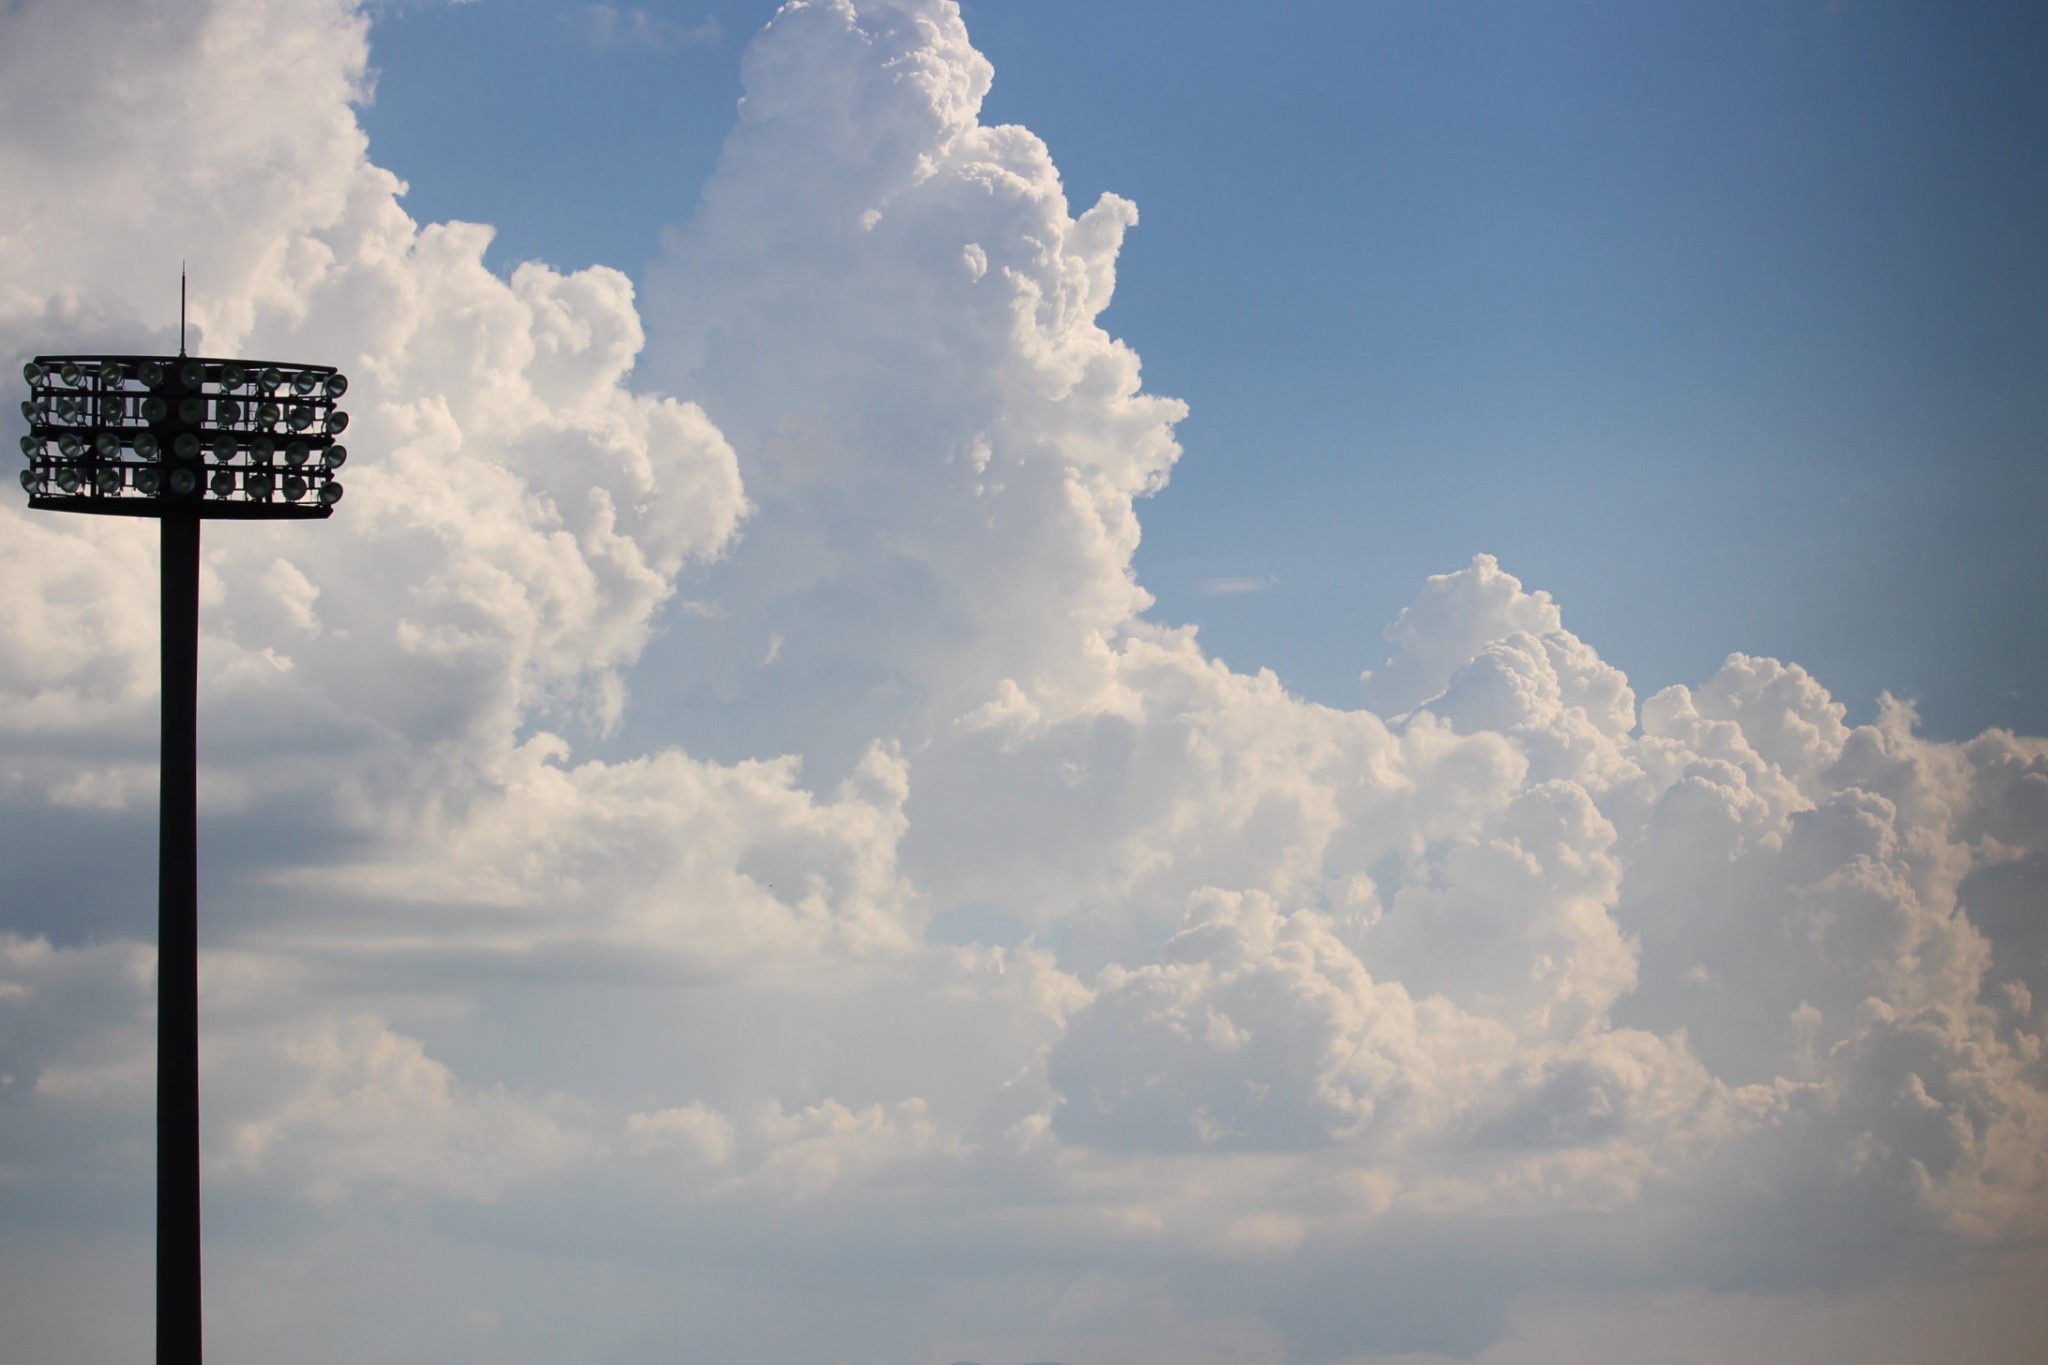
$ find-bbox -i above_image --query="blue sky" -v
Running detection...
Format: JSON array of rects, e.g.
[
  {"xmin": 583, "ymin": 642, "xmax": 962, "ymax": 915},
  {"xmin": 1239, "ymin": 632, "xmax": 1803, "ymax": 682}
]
[
  {"xmin": 359, "ymin": 0, "xmax": 2048, "ymax": 740},
  {"xmin": 4, "ymin": 3, "xmax": 2047, "ymax": 1361}
]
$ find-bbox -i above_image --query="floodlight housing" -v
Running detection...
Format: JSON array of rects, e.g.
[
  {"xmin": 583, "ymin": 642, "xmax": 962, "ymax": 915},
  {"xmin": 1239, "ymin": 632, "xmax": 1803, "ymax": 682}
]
[{"xmin": 18, "ymin": 353, "xmax": 347, "ymax": 519}]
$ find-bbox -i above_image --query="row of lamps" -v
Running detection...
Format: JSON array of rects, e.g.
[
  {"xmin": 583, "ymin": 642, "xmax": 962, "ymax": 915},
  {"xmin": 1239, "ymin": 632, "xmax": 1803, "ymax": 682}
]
[{"xmin": 21, "ymin": 355, "xmax": 346, "ymax": 515}]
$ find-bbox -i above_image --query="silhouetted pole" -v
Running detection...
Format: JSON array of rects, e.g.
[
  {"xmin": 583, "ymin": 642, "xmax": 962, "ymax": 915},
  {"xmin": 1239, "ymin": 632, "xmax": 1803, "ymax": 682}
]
[
  {"xmin": 19, "ymin": 339, "xmax": 350, "ymax": 1362},
  {"xmin": 158, "ymin": 503, "xmax": 201, "ymax": 1361}
]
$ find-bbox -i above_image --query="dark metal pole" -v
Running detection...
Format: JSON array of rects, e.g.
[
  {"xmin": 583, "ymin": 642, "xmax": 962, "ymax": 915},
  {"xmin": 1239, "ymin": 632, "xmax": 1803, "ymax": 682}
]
[
  {"xmin": 158, "ymin": 505, "xmax": 202, "ymax": 1362},
  {"xmin": 24, "ymin": 343, "xmax": 346, "ymax": 1358}
]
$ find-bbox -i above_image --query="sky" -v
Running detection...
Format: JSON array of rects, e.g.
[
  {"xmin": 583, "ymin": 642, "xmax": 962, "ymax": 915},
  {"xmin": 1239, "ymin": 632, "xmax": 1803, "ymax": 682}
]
[
  {"xmin": 0, "ymin": 2, "xmax": 2045, "ymax": 1363},
  {"xmin": 353, "ymin": 0, "xmax": 2048, "ymax": 743}
]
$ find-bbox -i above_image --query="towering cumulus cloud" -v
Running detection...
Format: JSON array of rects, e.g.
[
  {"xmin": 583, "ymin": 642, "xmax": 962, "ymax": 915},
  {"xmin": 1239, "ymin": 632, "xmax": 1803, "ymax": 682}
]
[{"xmin": 1, "ymin": 1, "xmax": 2043, "ymax": 1361}]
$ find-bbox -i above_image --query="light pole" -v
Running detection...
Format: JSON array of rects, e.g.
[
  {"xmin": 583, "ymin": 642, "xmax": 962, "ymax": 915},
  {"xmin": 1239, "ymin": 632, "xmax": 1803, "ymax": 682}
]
[{"xmin": 17, "ymin": 344, "xmax": 349, "ymax": 1362}]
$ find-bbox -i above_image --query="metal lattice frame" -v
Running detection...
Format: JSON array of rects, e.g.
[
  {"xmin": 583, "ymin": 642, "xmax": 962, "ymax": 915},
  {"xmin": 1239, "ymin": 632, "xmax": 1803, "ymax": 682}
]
[{"xmin": 20, "ymin": 354, "xmax": 347, "ymax": 519}]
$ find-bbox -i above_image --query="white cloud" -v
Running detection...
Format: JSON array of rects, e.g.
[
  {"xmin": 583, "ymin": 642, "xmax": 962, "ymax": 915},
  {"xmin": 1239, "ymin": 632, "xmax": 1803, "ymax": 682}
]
[
  {"xmin": 1, "ymin": 0, "xmax": 2045, "ymax": 1361},
  {"xmin": 1200, "ymin": 574, "xmax": 1279, "ymax": 594},
  {"xmin": 577, "ymin": 5, "xmax": 722, "ymax": 52},
  {"xmin": 623, "ymin": 1100, "xmax": 735, "ymax": 1162},
  {"xmin": 211, "ymin": 1016, "xmax": 595, "ymax": 1204}
]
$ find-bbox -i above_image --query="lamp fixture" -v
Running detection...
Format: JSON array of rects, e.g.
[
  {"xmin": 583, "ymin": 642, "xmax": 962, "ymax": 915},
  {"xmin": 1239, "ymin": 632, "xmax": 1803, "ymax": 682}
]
[{"xmin": 19, "ymin": 353, "xmax": 346, "ymax": 518}]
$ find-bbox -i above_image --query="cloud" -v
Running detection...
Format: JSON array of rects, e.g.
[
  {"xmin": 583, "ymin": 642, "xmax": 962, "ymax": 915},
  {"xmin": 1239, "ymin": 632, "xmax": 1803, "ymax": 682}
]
[
  {"xmin": 212, "ymin": 1016, "xmax": 595, "ymax": 1204},
  {"xmin": 1, "ymin": 0, "xmax": 2045, "ymax": 1361},
  {"xmin": 575, "ymin": 5, "xmax": 722, "ymax": 52},
  {"xmin": 1199, "ymin": 574, "xmax": 1279, "ymax": 595}
]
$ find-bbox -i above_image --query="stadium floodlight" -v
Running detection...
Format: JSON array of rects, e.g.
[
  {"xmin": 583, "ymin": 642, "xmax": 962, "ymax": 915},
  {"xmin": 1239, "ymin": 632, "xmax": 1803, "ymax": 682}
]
[
  {"xmin": 20, "ymin": 352, "xmax": 346, "ymax": 519},
  {"xmin": 16, "ymin": 325, "xmax": 353, "ymax": 1365}
]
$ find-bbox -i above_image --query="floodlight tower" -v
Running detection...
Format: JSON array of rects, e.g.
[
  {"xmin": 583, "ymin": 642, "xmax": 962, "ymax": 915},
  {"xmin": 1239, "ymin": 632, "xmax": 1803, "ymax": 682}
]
[{"xmin": 17, "ymin": 333, "xmax": 349, "ymax": 1362}]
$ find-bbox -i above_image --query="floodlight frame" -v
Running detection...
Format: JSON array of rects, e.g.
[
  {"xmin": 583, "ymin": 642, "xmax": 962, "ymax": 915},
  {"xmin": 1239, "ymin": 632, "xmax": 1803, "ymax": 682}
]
[{"xmin": 21, "ymin": 353, "xmax": 347, "ymax": 520}]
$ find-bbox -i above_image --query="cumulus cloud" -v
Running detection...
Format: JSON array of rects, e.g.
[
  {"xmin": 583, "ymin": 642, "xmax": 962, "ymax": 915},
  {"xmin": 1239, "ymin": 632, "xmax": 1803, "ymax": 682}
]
[{"xmin": 2, "ymin": 0, "xmax": 2045, "ymax": 1361}]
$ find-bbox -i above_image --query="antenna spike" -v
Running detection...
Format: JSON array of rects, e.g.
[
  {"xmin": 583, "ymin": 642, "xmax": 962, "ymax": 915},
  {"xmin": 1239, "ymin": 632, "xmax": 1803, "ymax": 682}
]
[{"xmin": 179, "ymin": 263, "xmax": 187, "ymax": 357}]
